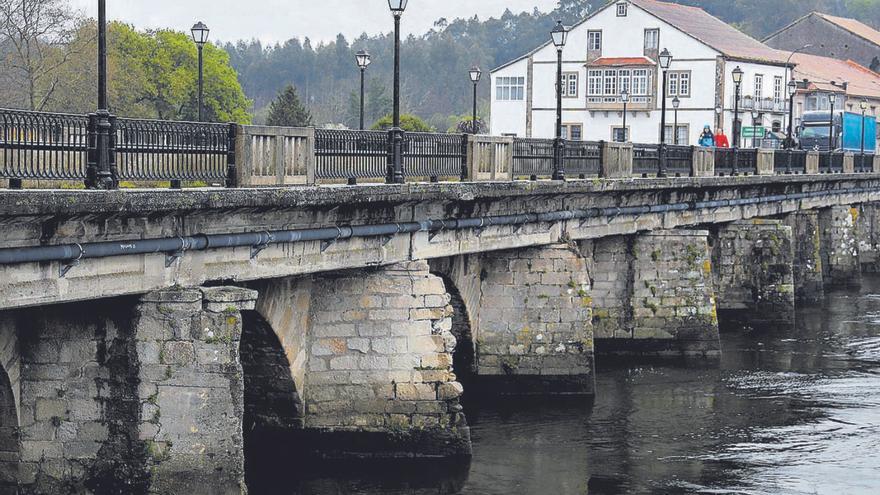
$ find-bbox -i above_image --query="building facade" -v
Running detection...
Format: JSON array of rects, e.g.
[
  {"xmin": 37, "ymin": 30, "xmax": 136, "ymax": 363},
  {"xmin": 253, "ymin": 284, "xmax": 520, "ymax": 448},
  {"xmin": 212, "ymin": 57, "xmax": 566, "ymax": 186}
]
[
  {"xmin": 490, "ymin": 0, "xmax": 789, "ymax": 146},
  {"xmin": 765, "ymin": 12, "xmax": 880, "ymax": 73}
]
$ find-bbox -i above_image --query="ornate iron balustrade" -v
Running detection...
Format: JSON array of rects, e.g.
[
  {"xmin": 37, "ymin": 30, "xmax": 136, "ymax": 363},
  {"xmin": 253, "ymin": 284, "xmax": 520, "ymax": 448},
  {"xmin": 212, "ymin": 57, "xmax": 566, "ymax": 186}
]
[
  {"xmin": 0, "ymin": 108, "xmax": 89, "ymax": 186},
  {"xmin": 666, "ymin": 145, "xmax": 694, "ymax": 177},
  {"xmin": 115, "ymin": 118, "xmax": 233, "ymax": 185},
  {"xmin": 565, "ymin": 141, "xmax": 601, "ymax": 178},
  {"xmin": 714, "ymin": 148, "xmax": 757, "ymax": 175},
  {"xmin": 855, "ymin": 153, "xmax": 875, "ymax": 173},
  {"xmin": 773, "ymin": 149, "xmax": 808, "ymax": 174},
  {"xmin": 818, "ymin": 152, "xmax": 844, "ymax": 173},
  {"xmin": 403, "ymin": 132, "xmax": 466, "ymax": 181},
  {"xmin": 512, "ymin": 137, "xmax": 554, "ymax": 179},
  {"xmin": 315, "ymin": 129, "xmax": 388, "ymax": 182},
  {"xmin": 633, "ymin": 143, "xmax": 659, "ymax": 177}
]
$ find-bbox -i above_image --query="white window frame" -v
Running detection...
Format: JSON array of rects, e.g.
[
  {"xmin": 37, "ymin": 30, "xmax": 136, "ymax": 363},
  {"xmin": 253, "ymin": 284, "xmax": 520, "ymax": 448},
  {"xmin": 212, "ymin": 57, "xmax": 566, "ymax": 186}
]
[
  {"xmin": 495, "ymin": 76, "xmax": 525, "ymax": 101},
  {"xmin": 588, "ymin": 30, "xmax": 602, "ymax": 52},
  {"xmin": 644, "ymin": 29, "xmax": 659, "ymax": 50},
  {"xmin": 667, "ymin": 71, "xmax": 690, "ymax": 97},
  {"xmin": 632, "ymin": 69, "xmax": 649, "ymax": 96},
  {"xmin": 604, "ymin": 69, "xmax": 618, "ymax": 95},
  {"xmin": 774, "ymin": 76, "xmax": 783, "ymax": 104},
  {"xmin": 562, "ymin": 123, "xmax": 583, "ymax": 141},
  {"xmin": 618, "ymin": 69, "xmax": 631, "ymax": 95},
  {"xmin": 562, "ymin": 72, "xmax": 579, "ymax": 98},
  {"xmin": 754, "ymin": 74, "xmax": 764, "ymax": 100},
  {"xmin": 588, "ymin": 70, "xmax": 603, "ymax": 96},
  {"xmin": 617, "ymin": 2, "xmax": 628, "ymax": 16}
]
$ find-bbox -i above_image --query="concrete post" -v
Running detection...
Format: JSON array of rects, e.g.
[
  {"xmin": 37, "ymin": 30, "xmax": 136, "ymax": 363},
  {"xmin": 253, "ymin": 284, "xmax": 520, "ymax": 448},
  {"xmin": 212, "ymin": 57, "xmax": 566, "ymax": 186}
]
[
  {"xmin": 587, "ymin": 231, "xmax": 720, "ymax": 356},
  {"xmin": 843, "ymin": 152, "xmax": 855, "ymax": 174},
  {"xmin": 600, "ymin": 142, "xmax": 633, "ymax": 179},
  {"xmin": 692, "ymin": 147, "xmax": 715, "ymax": 177},
  {"xmin": 806, "ymin": 151, "xmax": 820, "ymax": 174},
  {"xmin": 819, "ymin": 206, "xmax": 862, "ymax": 287},
  {"xmin": 711, "ymin": 221, "xmax": 796, "ymax": 327},
  {"xmin": 476, "ymin": 245, "xmax": 595, "ymax": 394},
  {"xmin": 756, "ymin": 149, "xmax": 775, "ymax": 175},
  {"xmin": 874, "ymin": 154, "xmax": 880, "ymax": 173},
  {"xmin": 783, "ymin": 211, "xmax": 825, "ymax": 303}
]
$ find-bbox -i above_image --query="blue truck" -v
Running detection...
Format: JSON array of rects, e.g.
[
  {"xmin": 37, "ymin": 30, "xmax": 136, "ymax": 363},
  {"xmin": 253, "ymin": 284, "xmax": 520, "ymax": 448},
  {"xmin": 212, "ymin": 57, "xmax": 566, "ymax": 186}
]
[{"xmin": 798, "ymin": 111, "xmax": 877, "ymax": 153}]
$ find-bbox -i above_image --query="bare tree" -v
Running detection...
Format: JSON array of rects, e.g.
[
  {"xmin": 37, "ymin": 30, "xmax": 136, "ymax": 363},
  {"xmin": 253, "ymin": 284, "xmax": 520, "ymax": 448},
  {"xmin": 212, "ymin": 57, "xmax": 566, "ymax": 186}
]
[{"xmin": 0, "ymin": 0, "xmax": 84, "ymax": 110}]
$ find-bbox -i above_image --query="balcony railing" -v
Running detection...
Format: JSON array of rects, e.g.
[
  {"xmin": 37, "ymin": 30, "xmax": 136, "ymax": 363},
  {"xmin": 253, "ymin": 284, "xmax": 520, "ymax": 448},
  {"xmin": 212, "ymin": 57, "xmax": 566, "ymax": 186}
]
[{"xmin": 731, "ymin": 96, "xmax": 789, "ymax": 113}]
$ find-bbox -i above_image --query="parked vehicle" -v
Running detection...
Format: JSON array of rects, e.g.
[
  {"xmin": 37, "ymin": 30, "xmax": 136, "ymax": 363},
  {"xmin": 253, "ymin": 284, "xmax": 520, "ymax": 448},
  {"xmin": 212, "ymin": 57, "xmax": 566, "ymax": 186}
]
[{"xmin": 798, "ymin": 111, "xmax": 877, "ymax": 152}]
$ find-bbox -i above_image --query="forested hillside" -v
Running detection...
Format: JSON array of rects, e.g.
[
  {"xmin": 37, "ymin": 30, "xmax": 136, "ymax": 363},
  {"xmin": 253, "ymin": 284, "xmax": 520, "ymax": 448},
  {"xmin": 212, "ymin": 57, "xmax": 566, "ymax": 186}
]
[{"xmin": 225, "ymin": 0, "xmax": 880, "ymax": 129}]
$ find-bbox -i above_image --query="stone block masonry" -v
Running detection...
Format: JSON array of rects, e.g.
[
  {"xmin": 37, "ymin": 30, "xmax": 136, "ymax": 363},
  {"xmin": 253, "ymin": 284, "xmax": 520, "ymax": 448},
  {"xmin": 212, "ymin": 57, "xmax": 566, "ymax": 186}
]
[
  {"xmin": 711, "ymin": 221, "xmax": 795, "ymax": 327},
  {"xmin": 587, "ymin": 231, "xmax": 720, "ymax": 357},
  {"xmin": 819, "ymin": 206, "xmax": 861, "ymax": 287},
  {"xmin": 783, "ymin": 211, "xmax": 824, "ymax": 303},
  {"xmin": 855, "ymin": 204, "xmax": 880, "ymax": 273},
  {"xmin": 302, "ymin": 261, "xmax": 471, "ymax": 458},
  {"xmin": 475, "ymin": 244, "xmax": 595, "ymax": 395}
]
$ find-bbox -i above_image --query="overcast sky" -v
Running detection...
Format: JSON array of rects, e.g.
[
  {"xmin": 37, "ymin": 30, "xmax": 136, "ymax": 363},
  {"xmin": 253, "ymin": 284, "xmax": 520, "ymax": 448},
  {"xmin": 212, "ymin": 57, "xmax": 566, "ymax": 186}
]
[{"xmin": 69, "ymin": 0, "xmax": 558, "ymax": 45}]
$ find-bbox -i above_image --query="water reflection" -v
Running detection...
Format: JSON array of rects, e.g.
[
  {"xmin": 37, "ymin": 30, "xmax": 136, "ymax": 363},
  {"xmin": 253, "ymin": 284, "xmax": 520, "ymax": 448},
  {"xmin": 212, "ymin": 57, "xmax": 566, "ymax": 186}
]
[{"xmin": 256, "ymin": 278, "xmax": 880, "ymax": 495}]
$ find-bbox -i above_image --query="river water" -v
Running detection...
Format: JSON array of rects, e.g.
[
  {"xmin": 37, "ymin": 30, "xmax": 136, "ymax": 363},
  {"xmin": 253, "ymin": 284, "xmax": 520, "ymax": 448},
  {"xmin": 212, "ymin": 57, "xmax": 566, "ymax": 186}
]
[{"xmin": 271, "ymin": 277, "xmax": 880, "ymax": 495}]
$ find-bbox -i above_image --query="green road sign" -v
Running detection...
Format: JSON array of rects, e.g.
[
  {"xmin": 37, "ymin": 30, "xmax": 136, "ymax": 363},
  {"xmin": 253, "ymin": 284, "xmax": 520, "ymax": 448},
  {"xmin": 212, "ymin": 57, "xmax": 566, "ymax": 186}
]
[{"xmin": 742, "ymin": 126, "xmax": 766, "ymax": 138}]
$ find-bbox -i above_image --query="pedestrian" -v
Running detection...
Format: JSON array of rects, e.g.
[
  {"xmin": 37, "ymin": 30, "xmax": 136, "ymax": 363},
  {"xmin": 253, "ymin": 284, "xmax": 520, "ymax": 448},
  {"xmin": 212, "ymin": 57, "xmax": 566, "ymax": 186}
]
[
  {"xmin": 714, "ymin": 128, "xmax": 730, "ymax": 148},
  {"xmin": 698, "ymin": 125, "xmax": 715, "ymax": 147}
]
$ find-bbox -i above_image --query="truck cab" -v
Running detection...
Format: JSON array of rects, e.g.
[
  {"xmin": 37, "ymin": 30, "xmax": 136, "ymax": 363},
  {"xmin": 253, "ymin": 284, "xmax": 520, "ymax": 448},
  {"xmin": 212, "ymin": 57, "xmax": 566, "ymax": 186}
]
[{"xmin": 798, "ymin": 110, "xmax": 877, "ymax": 153}]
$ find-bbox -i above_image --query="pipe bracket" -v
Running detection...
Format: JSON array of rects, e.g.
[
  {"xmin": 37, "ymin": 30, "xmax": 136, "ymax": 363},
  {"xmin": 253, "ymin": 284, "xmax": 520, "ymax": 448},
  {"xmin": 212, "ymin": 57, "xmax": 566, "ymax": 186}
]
[
  {"xmin": 251, "ymin": 232, "xmax": 274, "ymax": 259},
  {"xmin": 59, "ymin": 244, "xmax": 85, "ymax": 278}
]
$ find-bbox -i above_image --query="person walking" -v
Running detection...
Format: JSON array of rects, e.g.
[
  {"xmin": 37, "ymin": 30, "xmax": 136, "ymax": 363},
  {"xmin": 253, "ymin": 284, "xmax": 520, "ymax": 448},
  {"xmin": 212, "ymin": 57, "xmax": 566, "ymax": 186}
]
[
  {"xmin": 714, "ymin": 128, "xmax": 730, "ymax": 148},
  {"xmin": 699, "ymin": 125, "xmax": 716, "ymax": 147}
]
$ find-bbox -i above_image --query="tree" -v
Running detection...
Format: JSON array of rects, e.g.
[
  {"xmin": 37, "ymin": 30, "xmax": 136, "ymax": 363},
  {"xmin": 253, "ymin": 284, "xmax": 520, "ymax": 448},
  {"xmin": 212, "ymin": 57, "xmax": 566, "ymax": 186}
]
[
  {"xmin": 266, "ymin": 85, "xmax": 313, "ymax": 127},
  {"xmin": 449, "ymin": 116, "xmax": 486, "ymax": 134},
  {"xmin": 0, "ymin": 0, "xmax": 85, "ymax": 110},
  {"xmin": 372, "ymin": 113, "xmax": 433, "ymax": 132}
]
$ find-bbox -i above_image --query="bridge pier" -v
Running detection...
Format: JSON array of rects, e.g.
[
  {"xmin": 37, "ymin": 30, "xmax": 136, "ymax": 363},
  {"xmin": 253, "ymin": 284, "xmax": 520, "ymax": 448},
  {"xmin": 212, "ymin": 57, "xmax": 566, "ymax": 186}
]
[
  {"xmin": 782, "ymin": 211, "xmax": 824, "ymax": 304},
  {"xmin": 819, "ymin": 206, "xmax": 862, "ymax": 287},
  {"xmin": 855, "ymin": 204, "xmax": 880, "ymax": 273},
  {"xmin": 711, "ymin": 221, "xmax": 796, "ymax": 328},
  {"xmin": 0, "ymin": 315, "xmax": 19, "ymax": 492},
  {"xmin": 588, "ymin": 231, "xmax": 720, "ymax": 357}
]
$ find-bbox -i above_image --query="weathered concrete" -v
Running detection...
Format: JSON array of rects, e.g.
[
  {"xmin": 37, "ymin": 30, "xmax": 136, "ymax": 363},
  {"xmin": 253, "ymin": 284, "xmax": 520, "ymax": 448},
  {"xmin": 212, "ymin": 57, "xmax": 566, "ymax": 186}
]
[
  {"xmin": 712, "ymin": 221, "xmax": 796, "ymax": 327},
  {"xmin": 588, "ymin": 231, "xmax": 720, "ymax": 356},
  {"xmin": 819, "ymin": 206, "xmax": 862, "ymax": 287},
  {"xmin": 783, "ymin": 211, "xmax": 825, "ymax": 303},
  {"xmin": 474, "ymin": 245, "xmax": 595, "ymax": 395}
]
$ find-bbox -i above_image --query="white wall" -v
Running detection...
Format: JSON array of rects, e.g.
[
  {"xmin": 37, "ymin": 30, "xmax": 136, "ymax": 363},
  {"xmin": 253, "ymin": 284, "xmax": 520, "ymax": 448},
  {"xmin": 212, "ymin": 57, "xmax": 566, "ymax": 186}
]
[{"xmin": 489, "ymin": 58, "xmax": 529, "ymax": 136}]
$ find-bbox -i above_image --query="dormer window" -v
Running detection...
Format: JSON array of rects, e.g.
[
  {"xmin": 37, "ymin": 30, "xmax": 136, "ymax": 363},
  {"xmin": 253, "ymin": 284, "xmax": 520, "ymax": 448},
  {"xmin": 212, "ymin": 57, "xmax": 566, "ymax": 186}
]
[{"xmin": 617, "ymin": 2, "xmax": 628, "ymax": 16}]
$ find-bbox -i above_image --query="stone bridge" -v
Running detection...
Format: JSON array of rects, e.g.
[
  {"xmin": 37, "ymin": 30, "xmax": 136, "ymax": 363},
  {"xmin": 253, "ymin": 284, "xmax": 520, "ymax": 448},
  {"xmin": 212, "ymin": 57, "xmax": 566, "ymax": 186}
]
[{"xmin": 1, "ymin": 173, "xmax": 880, "ymax": 493}]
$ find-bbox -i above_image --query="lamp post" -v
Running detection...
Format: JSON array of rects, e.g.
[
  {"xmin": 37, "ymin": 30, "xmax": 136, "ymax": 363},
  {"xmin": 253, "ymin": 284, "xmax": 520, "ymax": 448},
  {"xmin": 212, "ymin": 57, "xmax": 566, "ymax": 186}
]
[
  {"xmin": 786, "ymin": 79, "xmax": 797, "ymax": 150},
  {"xmin": 191, "ymin": 22, "xmax": 210, "ymax": 122},
  {"xmin": 621, "ymin": 89, "xmax": 629, "ymax": 142},
  {"xmin": 828, "ymin": 92, "xmax": 837, "ymax": 152},
  {"xmin": 88, "ymin": 0, "xmax": 114, "ymax": 189},
  {"xmin": 861, "ymin": 98, "xmax": 868, "ymax": 171},
  {"xmin": 672, "ymin": 96, "xmax": 680, "ymax": 145},
  {"xmin": 355, "ymin": 50, "xmax": 372, "ymax": 130},
  {"xmin": 750, "ymin": 109, "xmax": 760, "ymax": 148},
  {"xmin": 658, "ymin": 48, "xmax": 673, "ymax": 177},
  {"xmin": 551, "ymin": 20, "xmax": 569, "ymax": 181},
  {"xmin": 469, "ymin": 66, "xmax": 482, "ymax": 134},
  {"xmin": 732, "ymin": 66, "xmax": 744, "ymax": 175},
  {"xmin": 386, "ymin": 0, "xmax": 407, "ymax": 184}
]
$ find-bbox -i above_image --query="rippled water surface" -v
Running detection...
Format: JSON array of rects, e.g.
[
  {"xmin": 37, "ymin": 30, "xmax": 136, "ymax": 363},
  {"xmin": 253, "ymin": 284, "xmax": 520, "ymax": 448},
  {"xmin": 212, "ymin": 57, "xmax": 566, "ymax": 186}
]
[{"xmin": 273, "ymin": 278, "xmax": 880, "ymax": 495}]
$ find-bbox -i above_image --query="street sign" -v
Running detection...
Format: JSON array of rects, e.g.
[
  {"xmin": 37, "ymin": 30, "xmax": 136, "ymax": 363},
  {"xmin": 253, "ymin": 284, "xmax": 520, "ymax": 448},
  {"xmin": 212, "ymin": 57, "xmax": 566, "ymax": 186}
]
[{"xmin": 742, "ymin": 126, "xmax": 766, "ymax": 138}]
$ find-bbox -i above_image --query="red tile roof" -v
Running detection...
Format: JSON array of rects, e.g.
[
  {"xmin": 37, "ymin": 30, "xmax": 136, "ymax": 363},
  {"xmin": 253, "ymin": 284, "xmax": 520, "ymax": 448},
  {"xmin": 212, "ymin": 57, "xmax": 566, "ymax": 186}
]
[
  {"xmin": 815, "ymin": 12, "xmax": 880, "ymax": 47},
  {"xmin": 591, "ymin": 57, "xmax": 655, "ymax": 66},
  {"xmin": 791, "ymin": 53, "xmax": 880, "ymax": 99},
  {"xmin": 630, "ymin": 0, "xmax": 787, "ymax": 64}
]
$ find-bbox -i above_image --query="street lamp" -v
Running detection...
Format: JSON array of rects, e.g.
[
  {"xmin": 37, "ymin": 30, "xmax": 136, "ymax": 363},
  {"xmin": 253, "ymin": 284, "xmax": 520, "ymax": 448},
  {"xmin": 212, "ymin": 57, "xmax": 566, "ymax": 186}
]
[
  {"xmin": 620, "ymin": 89, "xmax": 629, "ymax": 142},
  {"xmin": 828, "ymin": 92, "xmax": 837, "ymax": 152},
  {"xmin": 386, "ymin": 0, "xmax": 407, "ymax": 184},
  {"xmin": 191, "ymin": 21, "xmax": 210, "ymax": 122},
  {"xmin": 658, "ymin": 48, "xmax": 673, "ymax": 177},
  {"xmin": 551, "ymin": 20, "xmax": 569, "ymax": 181},
  {"xmin": 786, "ymin": 79, "xmax": 797, "ymax": 150},
  {"xmin": 672, "ymin": 96, "xmax": 680, "ymax": 145},
  {"xmin": 355, "ymin": 50, "xmax": 371, "ymax": 130},
  {"xmin": 731, "ymin": 66, "xmax": 744, "ymax": 175},
  {"xmin": 88, "ymin": 0, "xmax": 114, "ymax": 189},
  {"xmin": 860, "ymin": 98, "xmax": 868, "ymax": 171},
  {"xmin": 469, "ymin": 66, "xmax": 482, "ymax": 134}
]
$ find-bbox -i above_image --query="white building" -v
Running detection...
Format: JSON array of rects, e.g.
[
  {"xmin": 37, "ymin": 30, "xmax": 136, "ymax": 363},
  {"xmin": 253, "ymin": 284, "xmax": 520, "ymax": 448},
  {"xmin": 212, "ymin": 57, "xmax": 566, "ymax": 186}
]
[{"xmin": 490, "ymin": 0, "xmax": 790, "ymax": 146}]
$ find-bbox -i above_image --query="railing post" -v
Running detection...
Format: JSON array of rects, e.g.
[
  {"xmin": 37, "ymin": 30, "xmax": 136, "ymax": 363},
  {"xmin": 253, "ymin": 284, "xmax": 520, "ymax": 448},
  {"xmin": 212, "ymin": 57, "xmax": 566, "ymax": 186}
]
[
  {"xmin": 460, "ymin": 133, "xmax": 469, "ymax": 182},
  {"xmin": 552, "ymin": 137, "xmax": 566, "ymax": 181},
  {"xmin": 785, "ymin": 149, "xmax": 793, "ymax": 174},
  {"xmin": 8, "ymin": 179, "xmax": 22, "ymax": 189},
  {"xmin": 386, "ymin": 128, "xmax": 406, "ymax": 184},
  {"xmin": 689, "ymin": 145, "xmax": 695, "ymax": 177},
  {"xmin": 85, "ymin": 113, "xmax": 98, "ymax": 188},
  {"xmin": 108, "ymin": 114, "xmax": 118, "ymax": 188},
  {"xmin": 226, "ymin": 123, "xmax": 238, "ymax": 188},
  {"xmin": 658, "ymin": 142, "xmax": 668, "ymax": 178},
  {"xmin": 598, "ymin": 140, "xmax": 606, "ymax": 179}
]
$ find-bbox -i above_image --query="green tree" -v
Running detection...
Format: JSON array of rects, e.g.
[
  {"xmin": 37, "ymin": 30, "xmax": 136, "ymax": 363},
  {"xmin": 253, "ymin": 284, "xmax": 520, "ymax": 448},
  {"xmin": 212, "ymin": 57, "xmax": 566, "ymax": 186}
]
[
  {"xmin": 372, "ymin": 113, "xmax": 433, "ymax": 132},
  {"xmin": 266, "ymin": 85, "xmax": 313, "ymax": 127}
]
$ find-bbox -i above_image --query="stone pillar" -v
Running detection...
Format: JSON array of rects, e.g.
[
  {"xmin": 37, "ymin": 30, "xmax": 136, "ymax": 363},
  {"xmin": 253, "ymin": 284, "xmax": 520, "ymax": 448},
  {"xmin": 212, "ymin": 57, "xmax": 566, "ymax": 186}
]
[
  {"xmin": 712, "ymin": 220, "xmax": 796, "ymax": 327},
  {"xmin": 783, "ymin": 211, "xmax": 825, "ymax": 303},
  {"xmin": 819, "ymin": 206, "xmax": 861, "ymax": 287},
  {"xmin": 856, "ymin": 203, "xmax": 880, "ymax": 273},
  {"xmin": 303, "ymin": 261, "xmax": 470, "ymax": 458},
  {"xmin": 600, "ymin": 142, "xmax": 633, "ymax": 178},
  {"xmin": 0, "ymin": 315, "xmax": 18, "ymax": 491},
  {"xmin": 135, "ymin": 286, "xmax": 256, "ymax": 494},
  {"xmin": 806, "ymin": 152, "xmax": 820, "ymax": 174},
  {"xmin": 756, "ymin": 149, "xmax": 775, "ymax": 175},
  {"xmin": 843, "ymin": 152, "xmax": 855, "ymax": 174},
  {"xmin": 476, "ymin": 245, "xmax": 595, "ymax": 395},
  {"xmin": 692, "ymin": 147, "xmax": 715, "ymax": 177},
  {"xmin": 589, "ymin": 231, "xmax": 720, "ymax": 356}
]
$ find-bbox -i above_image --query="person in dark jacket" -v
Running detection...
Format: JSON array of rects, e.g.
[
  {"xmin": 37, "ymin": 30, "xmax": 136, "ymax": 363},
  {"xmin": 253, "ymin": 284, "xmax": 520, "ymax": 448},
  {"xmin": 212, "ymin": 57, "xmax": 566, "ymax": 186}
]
[{"xmin": 698, "ymin": 125, "xmax": 715, "ymax": 147}]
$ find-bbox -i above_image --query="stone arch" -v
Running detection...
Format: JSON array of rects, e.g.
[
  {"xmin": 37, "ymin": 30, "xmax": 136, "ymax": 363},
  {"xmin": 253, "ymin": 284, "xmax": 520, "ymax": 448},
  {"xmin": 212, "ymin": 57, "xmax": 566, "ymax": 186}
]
[
  {"xmin": 239, "ymin": 309, "xmax": 305, "ymax": 490},
  {"xmin": 0, "ymin": 315, "xmax": 19, "ymax": 490},
  {"xmin": 428, "ymin": 256, "xmax": 482, "ymax": 386}
]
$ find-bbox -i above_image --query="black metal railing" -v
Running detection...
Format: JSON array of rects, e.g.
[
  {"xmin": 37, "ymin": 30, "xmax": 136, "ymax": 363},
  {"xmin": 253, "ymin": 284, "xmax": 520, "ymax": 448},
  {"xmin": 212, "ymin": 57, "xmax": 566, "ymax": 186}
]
[
  {"xmin": 512, "ymin": 137, "xmax": 554, "ymax": 179},
  {"xmin": 714, "ymin": 148, "xmax": 757, "ymax": 175},
  {"xmin": 855, "ymin": 153, "xmax": 874, "ymax": 173},
  {"xmin": 735, "ymin": 148, "xmax": 758, "ymax": 175},
  {"xmin": 315, "ymin": 129, "xmax": 387, "ymax": 181},
  {"xmin": 565, "ymin": 141, "xmax": 602, "ymax": 178},
  {"xmin": 633, "ymin": 143, "xmax": 659, "ymax": 177},
  {"xmin": 666, "ymin": 145, "xmax": 694, "ymax": 177},
  {"xmin": 404, "ymin": 132, "xmax": 466, "ymax": 181},
  {"xmin": 773, "ymin": 149, "xmax": 808, "ymax": 174},
  {"xmin": 115, "ymin": 118, "xmax": 233, "ymax": 185},
  {"xmin": 0, "ymin": 108, "xmax": 89, "ymax": 186},
  {"xmin": 818, "ymin": 152, "xmax": 844, "ymax": 173}
]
